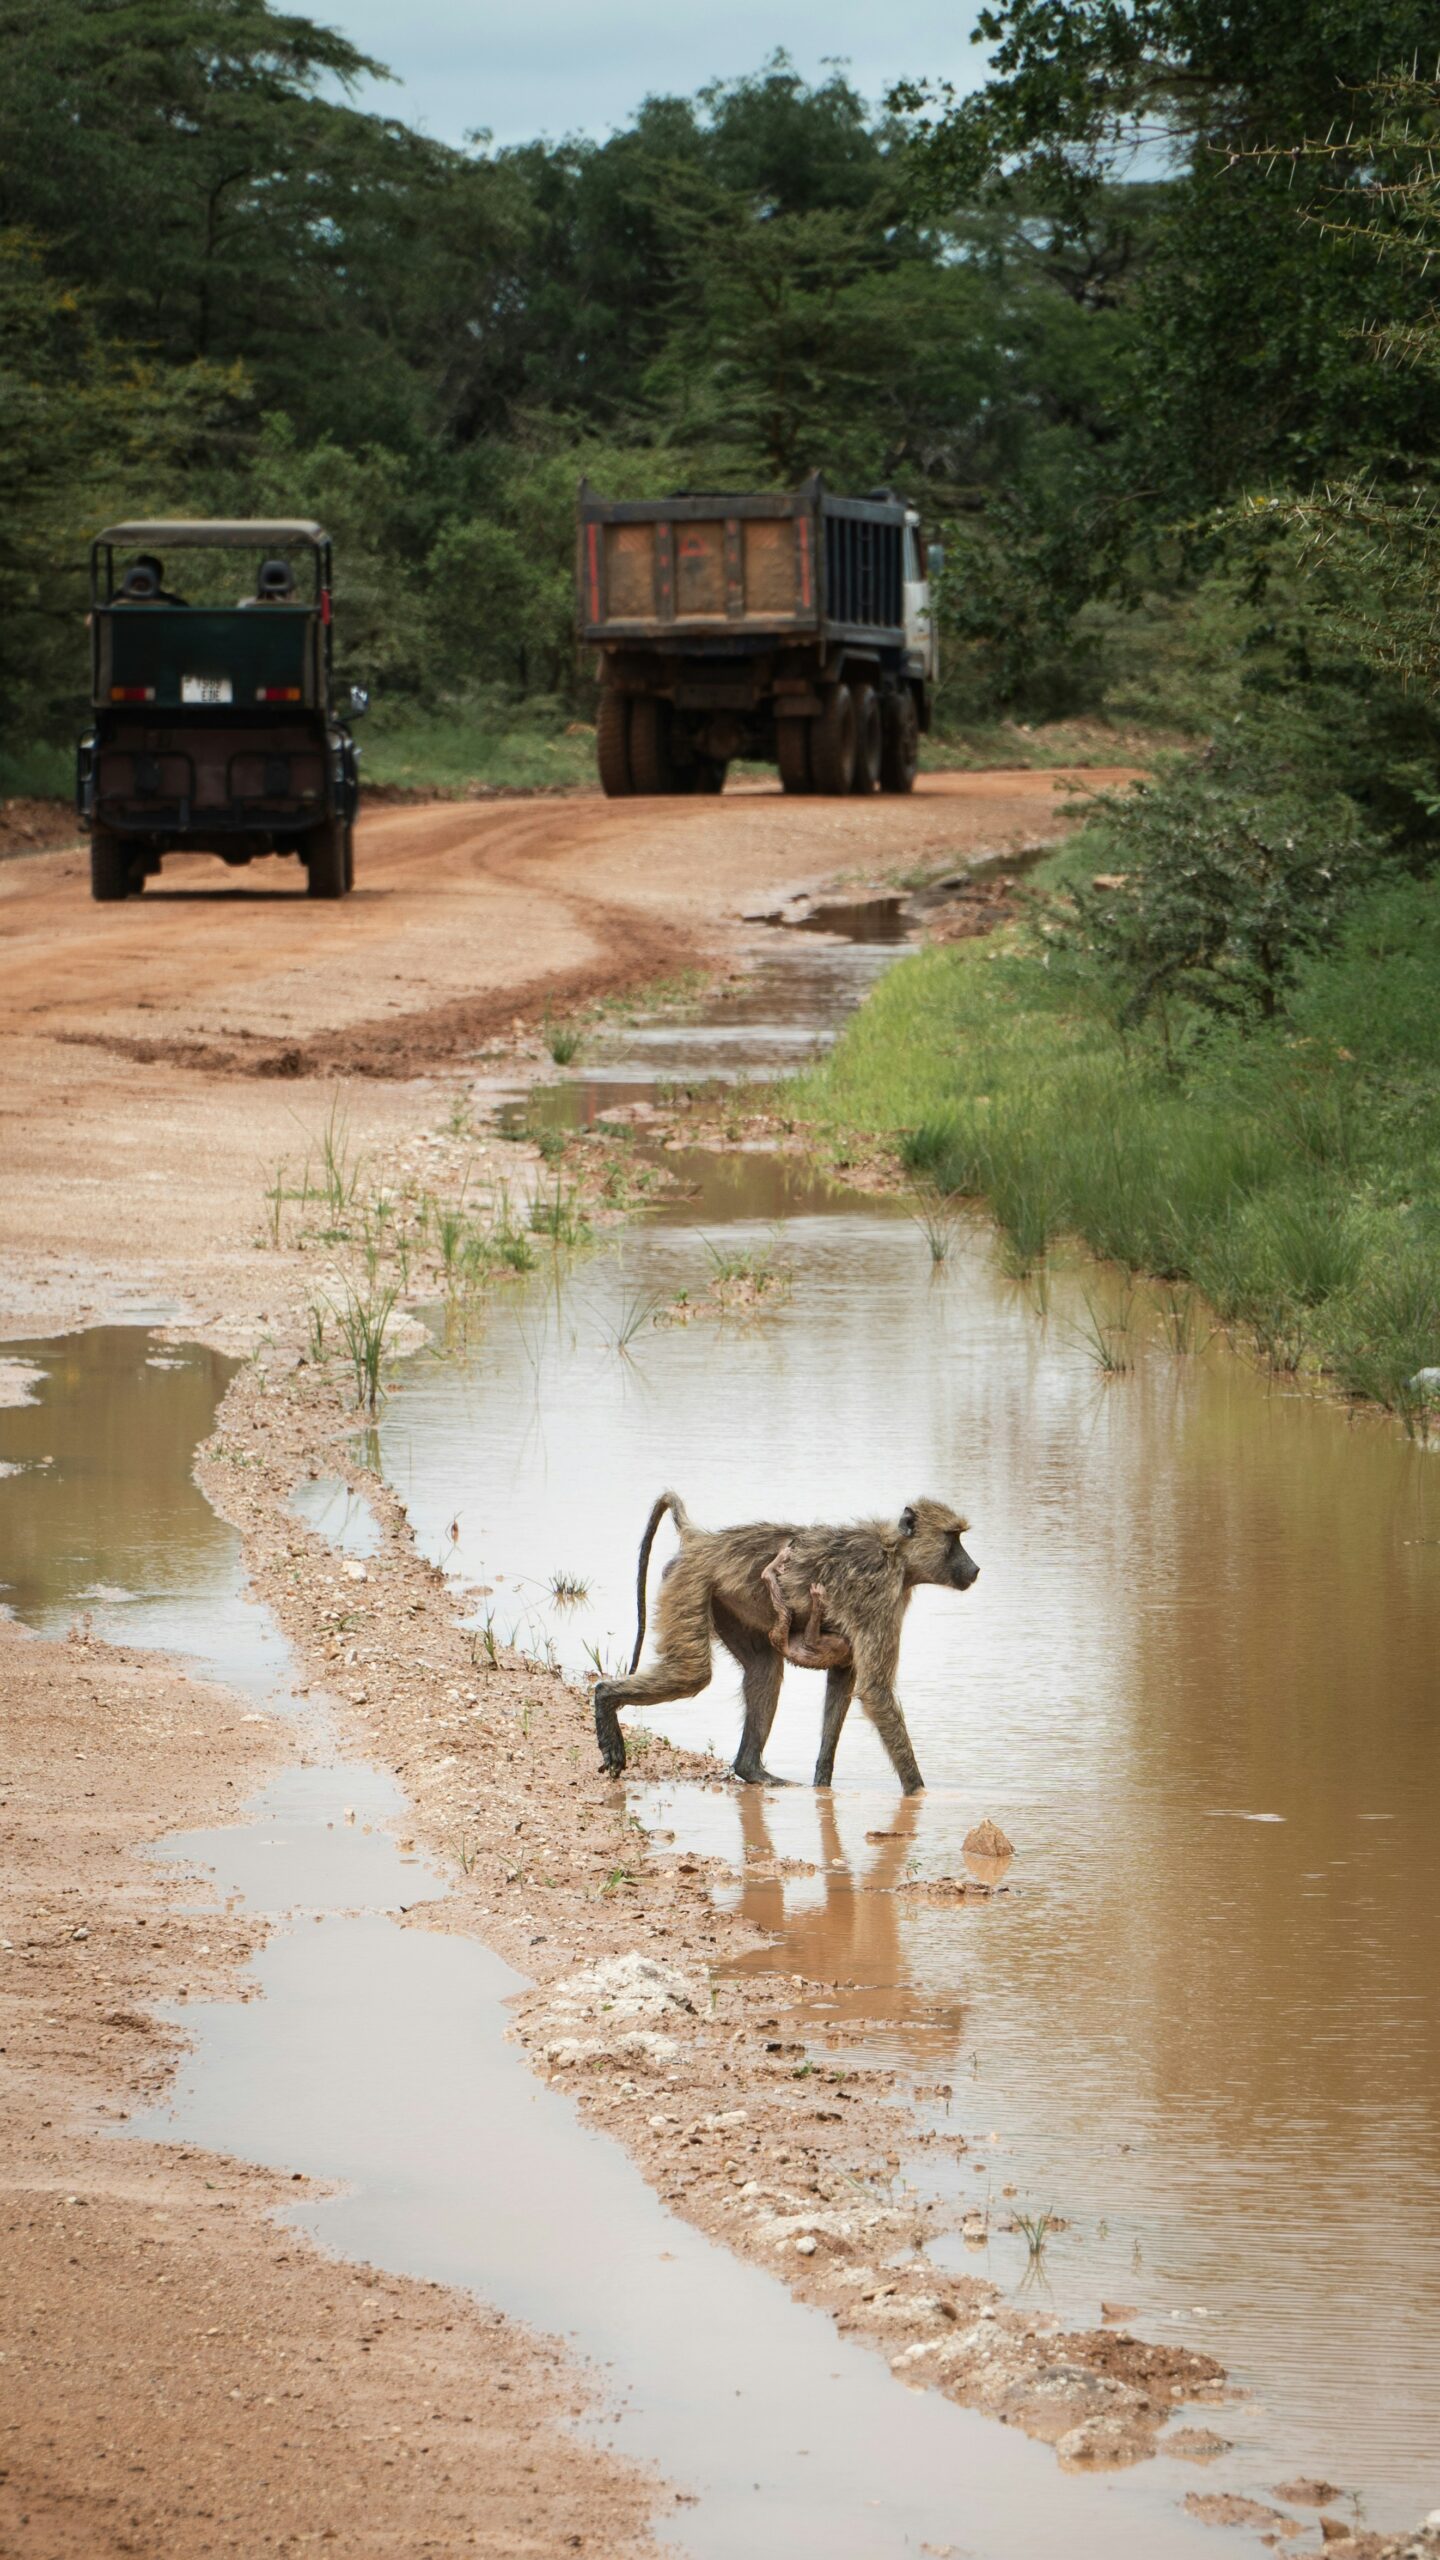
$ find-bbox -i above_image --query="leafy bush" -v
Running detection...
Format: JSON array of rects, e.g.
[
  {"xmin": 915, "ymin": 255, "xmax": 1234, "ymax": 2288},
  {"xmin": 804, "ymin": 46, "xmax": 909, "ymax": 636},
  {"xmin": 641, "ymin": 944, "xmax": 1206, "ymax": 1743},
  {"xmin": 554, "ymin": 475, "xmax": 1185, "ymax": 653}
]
[{"xmin": 1048, "ymin": 725, "xmax": 1385, "ymax": 1031}]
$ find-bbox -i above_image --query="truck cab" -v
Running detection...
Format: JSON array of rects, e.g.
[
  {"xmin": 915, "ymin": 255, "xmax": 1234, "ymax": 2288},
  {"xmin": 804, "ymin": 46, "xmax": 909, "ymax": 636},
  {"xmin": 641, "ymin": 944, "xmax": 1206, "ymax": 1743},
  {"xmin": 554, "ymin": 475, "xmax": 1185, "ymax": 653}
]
[{"xmin": 77, "ymin": 518, "xmax": 363, "ymax": 901}]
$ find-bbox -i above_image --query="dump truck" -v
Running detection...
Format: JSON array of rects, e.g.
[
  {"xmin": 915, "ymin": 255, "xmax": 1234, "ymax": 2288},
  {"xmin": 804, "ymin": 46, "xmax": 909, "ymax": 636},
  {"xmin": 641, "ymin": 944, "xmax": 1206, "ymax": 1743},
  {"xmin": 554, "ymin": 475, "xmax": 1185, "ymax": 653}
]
[
  {"xmin": 77, "ymin": 518, "xmax": 365, "ymax": 901},
  {"xmin": 577, "ymin": 474, "xmax": 937, "ymax": 797}
]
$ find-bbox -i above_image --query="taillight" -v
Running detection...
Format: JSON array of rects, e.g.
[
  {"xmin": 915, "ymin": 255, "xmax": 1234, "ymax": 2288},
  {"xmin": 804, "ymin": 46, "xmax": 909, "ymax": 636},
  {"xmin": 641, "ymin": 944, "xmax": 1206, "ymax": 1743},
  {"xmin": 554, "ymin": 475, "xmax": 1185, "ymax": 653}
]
[
  {"xmin": 256, "ymin": 686, "xmax": 302, "ymax": 702},
  {"xmin": 110, "ymin": 685, "xmax": 155, "ymax": 703}
]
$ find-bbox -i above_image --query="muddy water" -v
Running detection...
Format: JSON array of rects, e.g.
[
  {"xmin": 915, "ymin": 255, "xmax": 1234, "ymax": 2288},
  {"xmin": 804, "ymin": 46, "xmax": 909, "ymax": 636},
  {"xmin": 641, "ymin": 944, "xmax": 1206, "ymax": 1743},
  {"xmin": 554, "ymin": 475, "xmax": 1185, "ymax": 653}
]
[
  {"xmin": 1, "ymin": 1314, "xmax": 1212, "ymax": 2554},
  {"xmin": 0, "ymin": 1325, "xmax": 292, "ymax": 1703},
  {"xmin": 382, "ymin": 943, "xmax": 1440, "ymax": 2528},
  {"xmin": 138, "ymin": 1768, "xmax": 1213, "ymax": 2560}
]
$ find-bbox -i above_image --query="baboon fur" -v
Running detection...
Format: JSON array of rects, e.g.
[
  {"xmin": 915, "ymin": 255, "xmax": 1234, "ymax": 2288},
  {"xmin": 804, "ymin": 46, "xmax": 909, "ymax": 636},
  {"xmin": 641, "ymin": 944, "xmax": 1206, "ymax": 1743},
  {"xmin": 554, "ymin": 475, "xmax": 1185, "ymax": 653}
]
[{"xmin": 594, "ymin": 1492, "xmax": 979, "ymax": 1793}]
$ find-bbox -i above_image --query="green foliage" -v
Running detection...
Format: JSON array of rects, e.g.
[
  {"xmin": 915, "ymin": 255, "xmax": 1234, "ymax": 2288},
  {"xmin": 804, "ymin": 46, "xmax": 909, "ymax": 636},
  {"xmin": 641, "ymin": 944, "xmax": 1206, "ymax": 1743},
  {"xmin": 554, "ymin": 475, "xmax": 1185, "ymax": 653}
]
[
  {"xmin": 796, "ymin": 873, "xmax": 1440, "ymax": 1412},
  {"xmin": 0, "ymin": 227, "xmax": 240, "ymax": 736},
  {"xmin": 1050, "ymin": 727, "xmax": 1385, "ymax": 1029}
]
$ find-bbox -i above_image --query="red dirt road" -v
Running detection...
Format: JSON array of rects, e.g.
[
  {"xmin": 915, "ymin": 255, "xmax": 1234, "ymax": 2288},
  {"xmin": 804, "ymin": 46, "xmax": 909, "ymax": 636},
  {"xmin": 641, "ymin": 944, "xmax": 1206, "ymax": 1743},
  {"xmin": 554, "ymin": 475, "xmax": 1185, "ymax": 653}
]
[{"xmin": 0, "ymin": 772, "xmax": 1111, "ymax": 1333}]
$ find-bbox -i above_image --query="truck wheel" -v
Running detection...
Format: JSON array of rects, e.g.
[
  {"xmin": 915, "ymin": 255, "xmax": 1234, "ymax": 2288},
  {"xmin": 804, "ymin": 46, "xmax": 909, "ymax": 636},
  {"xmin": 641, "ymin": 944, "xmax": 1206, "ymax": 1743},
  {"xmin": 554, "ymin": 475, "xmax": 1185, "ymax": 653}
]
[
  {"xmin": 881, "ymin": 690, "xmax": 920, "ymax": 794},
  {"xmin": 851, "ymin": 683, "xmax": 882, "ymax": 794},
  {"xmin": 306, "ymin": 817, "xmax": 348, "ymax": 899},
  {"xmin": 628, "ymin": 698, "xmax": 678, "ymax": 794},
  {"xmin": 90, "ymin": 830, "xmax": 132, "ymax": 902},
  {"xmin": 343, "ymin": 823, "xmax": 355, "ymax": 892},
  {"xmin": 776, "ymin": 719, "xmax": 811, "ymax": 794},
  {"xmin": 596, "ymin": 690, "xmax": 633, "ymax": 796},
  {"xmin": 810, "ymin": 685, "xmax": 857, "ymax": 795},
  {"xmin": 693, "ymin": 757, "xmax": 726, "ymax": 794}
]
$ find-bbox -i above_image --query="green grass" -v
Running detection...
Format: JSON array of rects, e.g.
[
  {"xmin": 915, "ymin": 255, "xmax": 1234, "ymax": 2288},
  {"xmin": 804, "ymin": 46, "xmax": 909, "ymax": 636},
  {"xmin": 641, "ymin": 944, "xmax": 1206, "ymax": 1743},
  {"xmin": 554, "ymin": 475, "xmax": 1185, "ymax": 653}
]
[
  {"xmin": 0, "ymin": 741, "xmax": 74, "ymax": 800},
  {"xmin": 360, "ymin": 693, "xmax": 597, "ymax": 796},
  {"xmin": 793, "ymin": 869, "xmax": 1440, "ymax": 1417}
]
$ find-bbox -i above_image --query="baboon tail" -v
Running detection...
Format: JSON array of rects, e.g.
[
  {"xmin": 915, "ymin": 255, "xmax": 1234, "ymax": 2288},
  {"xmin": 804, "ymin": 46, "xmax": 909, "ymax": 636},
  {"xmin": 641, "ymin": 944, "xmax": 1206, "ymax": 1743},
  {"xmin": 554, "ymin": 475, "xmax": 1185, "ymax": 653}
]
[{"xmin": 629, "ymin": 1491, "xmax": 689, "ymax": 1675}]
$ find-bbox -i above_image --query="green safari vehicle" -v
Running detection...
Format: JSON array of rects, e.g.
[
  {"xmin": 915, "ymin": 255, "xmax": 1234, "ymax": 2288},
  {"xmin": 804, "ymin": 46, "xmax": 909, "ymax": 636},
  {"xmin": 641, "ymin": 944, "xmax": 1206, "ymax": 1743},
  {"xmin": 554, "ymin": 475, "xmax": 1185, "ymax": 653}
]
[{"xmin": 77, "ymin": 518, "xmax": 366, "ymax": 901}]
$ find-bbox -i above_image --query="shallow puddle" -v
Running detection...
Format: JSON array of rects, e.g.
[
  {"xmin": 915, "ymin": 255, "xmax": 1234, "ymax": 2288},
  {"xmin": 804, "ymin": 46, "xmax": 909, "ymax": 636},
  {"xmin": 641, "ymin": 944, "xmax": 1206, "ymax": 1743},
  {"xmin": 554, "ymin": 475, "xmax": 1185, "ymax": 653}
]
[
  {"xmin": 0, "ymin": 1305, "xmax": 1211, "ymax": 2551},
  {"xmin": 286, "ymin": 1471, "xmax": 382, "ymax": 1559},
  {"xmin": 135, "ymin": 1761, "xmax": 1212, "ymax": 2560},
  {"xmin": 0, "ymin": 1311, "xmax": 1209, "ymax": 2553},
  {"xmin": 380, "ymin": 955, "xmax": 1440, "ymax": 2528},
  {"xmin": 0, "ymin": 1325, "xmax": 292, "ymax": 1705}
]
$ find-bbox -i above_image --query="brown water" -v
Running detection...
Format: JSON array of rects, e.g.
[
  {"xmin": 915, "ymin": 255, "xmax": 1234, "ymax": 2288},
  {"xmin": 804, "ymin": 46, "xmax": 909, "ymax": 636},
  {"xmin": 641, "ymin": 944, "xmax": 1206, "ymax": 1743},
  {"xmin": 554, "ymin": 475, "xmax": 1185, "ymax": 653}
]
[
  {"xmin": 1, "ymin": 1319, "xmax": 1214, "ymax": 2555},
  {"xmin": 0, "ymin": 1325, "xmax": 292, "ymax": 1704},
  {"xmin": 382, "ymin": 944, "xmax": 1440, "ymax": 2530}
]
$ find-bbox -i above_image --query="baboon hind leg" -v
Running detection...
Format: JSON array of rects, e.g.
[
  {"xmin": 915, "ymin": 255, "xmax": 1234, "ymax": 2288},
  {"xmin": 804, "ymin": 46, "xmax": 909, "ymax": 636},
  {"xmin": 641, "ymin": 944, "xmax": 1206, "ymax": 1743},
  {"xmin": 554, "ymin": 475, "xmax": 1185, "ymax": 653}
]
[
  {"xmin": 813, "ymin": 1663, "xmax": 856, "ymax": 1788},
  {"xmin": 713, "ymin": 1597, "xmax": 786, "ymax": 1786},
  {"xmin": 592, "ymin": 1615, "xmax": 713, "ymax": 1779}
]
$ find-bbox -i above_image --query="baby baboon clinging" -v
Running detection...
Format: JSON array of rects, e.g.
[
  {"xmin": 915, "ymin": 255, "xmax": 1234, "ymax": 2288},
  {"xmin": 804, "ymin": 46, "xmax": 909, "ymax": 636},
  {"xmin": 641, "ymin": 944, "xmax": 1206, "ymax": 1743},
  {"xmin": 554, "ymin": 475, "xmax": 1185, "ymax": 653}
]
[
  {"xmin": 761, "ymin": 1542, "xmax": 853, "ymax": 1671},
  {"xmin": 594, "ymin": 1491, "xmax": 979, "ymax": 1793}
]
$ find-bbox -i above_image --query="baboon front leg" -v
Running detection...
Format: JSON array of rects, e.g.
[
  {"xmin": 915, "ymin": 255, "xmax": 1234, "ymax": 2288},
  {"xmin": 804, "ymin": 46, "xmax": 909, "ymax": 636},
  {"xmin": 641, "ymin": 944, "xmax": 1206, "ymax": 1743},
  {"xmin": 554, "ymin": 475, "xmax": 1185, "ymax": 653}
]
[
  {"xmin": 852, "ymin": 1634, "xmax": 924, "ymax": 1795},
  {"xmin": 813, "ymin": 1663, "xmax": 856, "ymax": 1788},
  {"xmin": 713, "ymin": 1598, "xmax": 787, "ymax": 1786}
]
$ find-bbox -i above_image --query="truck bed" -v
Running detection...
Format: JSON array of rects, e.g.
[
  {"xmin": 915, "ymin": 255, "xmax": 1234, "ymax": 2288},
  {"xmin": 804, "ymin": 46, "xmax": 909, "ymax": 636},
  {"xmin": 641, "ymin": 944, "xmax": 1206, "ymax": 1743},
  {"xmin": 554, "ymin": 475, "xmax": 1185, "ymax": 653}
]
[{"xmin": 577, "ymin": 475, "xmax": 906, "ymax": 647}]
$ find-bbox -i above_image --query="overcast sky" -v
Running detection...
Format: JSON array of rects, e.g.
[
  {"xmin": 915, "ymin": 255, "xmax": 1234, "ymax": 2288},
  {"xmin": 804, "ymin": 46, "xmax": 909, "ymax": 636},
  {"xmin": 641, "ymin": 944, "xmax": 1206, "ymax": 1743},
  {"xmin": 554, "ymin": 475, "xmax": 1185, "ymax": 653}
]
[{"xmin": 318, "ymin": 2, "xmax": 992, "ymax": 149}]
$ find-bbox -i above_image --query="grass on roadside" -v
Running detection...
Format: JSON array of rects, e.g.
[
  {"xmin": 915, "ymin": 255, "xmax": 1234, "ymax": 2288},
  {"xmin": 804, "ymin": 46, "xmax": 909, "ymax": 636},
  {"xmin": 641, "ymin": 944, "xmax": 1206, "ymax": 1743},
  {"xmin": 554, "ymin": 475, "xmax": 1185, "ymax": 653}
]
[
  {"xmin": 793, "ymin": 868, "xmax": 1440, "ymax": 1417},
  {"xmin": 360, "ymin": 693, "xmax": 597, "ymax": 796}
]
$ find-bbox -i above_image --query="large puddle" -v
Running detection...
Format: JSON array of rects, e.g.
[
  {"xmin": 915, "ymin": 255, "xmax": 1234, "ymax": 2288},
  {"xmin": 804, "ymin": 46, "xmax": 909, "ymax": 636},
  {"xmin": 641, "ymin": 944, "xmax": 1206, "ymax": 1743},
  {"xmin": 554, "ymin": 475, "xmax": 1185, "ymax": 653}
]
[
  {"xmin": 1, "ymin": 1318, "xmax": 1213, "ymax": 2556},
  {"xmin": 380, "ymin": 933, "xmax": 1440, "ymax": 2529}
]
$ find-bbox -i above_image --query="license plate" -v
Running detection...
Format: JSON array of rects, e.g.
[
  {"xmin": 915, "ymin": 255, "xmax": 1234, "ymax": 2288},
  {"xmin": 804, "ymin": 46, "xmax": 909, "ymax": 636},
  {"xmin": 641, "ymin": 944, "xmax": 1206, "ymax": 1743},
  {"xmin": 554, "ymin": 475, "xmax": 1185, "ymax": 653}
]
[{"xmin": 182, "ymin": 675, "xmax": 232, "ymax": 704}]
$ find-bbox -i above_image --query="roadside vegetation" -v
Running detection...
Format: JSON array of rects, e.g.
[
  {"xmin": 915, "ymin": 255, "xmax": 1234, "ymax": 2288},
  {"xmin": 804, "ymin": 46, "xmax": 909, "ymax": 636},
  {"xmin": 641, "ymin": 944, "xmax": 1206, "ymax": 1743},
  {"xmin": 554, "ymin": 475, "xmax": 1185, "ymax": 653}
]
[{"xmin": 800, "ymin": 861, "xmax": 1440, "ymax": 1416}]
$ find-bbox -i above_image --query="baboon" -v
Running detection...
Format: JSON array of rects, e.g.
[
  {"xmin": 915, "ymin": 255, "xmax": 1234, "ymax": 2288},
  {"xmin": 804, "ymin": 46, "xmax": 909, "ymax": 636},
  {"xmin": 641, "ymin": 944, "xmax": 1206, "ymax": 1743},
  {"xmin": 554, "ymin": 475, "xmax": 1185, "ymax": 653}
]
[
  {"xmin": 761, "ymin": 1542, "xmax": 852, "ymax": 1671},
  {"xmin": 593, "ymin": 1491, "xmax": 979, "ymax": 1793}
]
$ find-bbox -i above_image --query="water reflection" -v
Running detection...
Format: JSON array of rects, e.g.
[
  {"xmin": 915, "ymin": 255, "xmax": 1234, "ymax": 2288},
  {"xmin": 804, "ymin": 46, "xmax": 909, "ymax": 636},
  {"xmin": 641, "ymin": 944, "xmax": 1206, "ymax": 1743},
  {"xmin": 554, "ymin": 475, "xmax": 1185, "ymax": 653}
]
[{"xmin": 717, "ymin": 1789, "xmax": 968, "ymax": 2055}]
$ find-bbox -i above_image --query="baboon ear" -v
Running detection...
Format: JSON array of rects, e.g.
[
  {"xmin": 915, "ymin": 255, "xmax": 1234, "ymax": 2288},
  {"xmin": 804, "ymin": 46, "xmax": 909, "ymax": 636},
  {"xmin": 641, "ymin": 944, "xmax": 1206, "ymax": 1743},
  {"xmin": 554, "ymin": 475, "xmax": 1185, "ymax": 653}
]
[{"xmin": 899, "ymin": 1505, "xmax": 917, "ymax": 1539}]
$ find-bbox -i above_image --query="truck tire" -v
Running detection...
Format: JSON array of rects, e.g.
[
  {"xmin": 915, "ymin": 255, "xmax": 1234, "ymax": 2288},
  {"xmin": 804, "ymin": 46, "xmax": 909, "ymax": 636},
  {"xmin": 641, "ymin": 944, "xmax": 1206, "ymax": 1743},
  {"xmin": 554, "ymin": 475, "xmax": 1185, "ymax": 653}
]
[
  {"xmin": 628, "ymin": 697, "xmax": 678, "ymax": 794},
  {"xmin": 776, "ymin": 719, "xmax": 811, "ymax": 794},
  {"xmin": 596, "ymin": 689, "xmax": 633, "ymax": 796},
  {"xmin": 343, "ymin": 822, "xmax": 355, "ymax": 892},
  {"xmin": 693, "ymin": 757, "xmax": 726, "ymax": 794},
  {"xmin": 810, "ymin": 685, "xmax": 856, "ymax": 795},
  {"xmin": 881, "ymin": 690, "xmax": 920, "ymax": 794},
  {"xmin": 851, "ymin": 683, "xmax": 882, "ymax": 793},
  {"xmin": 306, "ymin": 816, "xmax": 348, "ymax": 899},
  {"xmin": 90, "ymin": 830, "xmax": 131, "ymax": 902}
]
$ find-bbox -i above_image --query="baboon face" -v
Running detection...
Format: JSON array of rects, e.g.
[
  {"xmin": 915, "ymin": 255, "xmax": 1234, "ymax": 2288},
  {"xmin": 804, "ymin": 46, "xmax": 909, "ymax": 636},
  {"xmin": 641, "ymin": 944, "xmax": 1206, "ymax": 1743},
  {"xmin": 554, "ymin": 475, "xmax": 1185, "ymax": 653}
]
[{"xmin": 899, "ymin": 1499, "xmax": 979, "ymax": 1592}]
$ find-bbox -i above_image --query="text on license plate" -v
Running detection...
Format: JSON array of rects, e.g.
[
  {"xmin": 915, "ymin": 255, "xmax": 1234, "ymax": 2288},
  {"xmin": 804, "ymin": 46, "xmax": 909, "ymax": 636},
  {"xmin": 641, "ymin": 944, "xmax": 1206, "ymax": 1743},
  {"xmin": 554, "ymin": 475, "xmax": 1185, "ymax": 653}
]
[{"xmin": 182, "ymin": 676, "xmax": 233, "ymax": 704}]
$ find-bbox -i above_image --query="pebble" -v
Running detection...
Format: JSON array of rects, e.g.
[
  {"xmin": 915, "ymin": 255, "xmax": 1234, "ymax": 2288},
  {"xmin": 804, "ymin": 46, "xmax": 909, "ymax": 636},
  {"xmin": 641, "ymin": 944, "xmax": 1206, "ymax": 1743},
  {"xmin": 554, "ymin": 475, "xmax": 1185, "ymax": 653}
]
[{"xmin": 794, "ymin": 2235, "xmax": 818, "ymax": 2256}]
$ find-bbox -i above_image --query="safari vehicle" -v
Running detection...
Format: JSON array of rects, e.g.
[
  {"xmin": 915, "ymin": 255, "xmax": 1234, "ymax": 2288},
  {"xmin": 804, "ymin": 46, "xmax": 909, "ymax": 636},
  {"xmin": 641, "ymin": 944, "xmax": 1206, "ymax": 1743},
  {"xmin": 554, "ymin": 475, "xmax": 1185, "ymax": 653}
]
[
  {"xmin": 77, "ymin": 518, "xmax": 365, "ymax": 901},
  {"xmin": 576, "ymin": 473, "xmax": 938, "ymax": 797}
]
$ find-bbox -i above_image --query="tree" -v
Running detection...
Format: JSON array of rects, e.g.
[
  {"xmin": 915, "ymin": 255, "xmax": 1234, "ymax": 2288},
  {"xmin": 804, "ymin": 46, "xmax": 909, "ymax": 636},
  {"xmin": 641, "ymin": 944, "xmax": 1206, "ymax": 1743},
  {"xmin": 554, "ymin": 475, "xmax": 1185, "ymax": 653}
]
[
  {"xmin": 0, "ymin": 227, "xmax": 239, "ymax": 747},
  {"xmin": 891, "ymin": 0, "xmax": 1440, "ymax": 501}
]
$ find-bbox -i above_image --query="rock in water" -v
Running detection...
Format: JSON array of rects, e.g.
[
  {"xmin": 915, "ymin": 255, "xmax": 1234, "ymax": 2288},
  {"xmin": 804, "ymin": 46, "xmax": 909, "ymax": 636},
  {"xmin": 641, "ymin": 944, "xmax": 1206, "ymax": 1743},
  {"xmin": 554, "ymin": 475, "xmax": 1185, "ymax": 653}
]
[{"xmin": 963, "ymin": 1817, "xmax": 1014, "ymax": 1860}]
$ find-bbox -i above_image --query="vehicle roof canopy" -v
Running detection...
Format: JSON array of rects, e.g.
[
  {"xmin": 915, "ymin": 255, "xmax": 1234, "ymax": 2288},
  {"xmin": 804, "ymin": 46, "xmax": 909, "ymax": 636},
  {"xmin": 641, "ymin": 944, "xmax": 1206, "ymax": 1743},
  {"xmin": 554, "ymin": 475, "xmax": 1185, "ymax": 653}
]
[{"xmin": 95, "ymin": 519, "xmax": 328, "ymax": 549}]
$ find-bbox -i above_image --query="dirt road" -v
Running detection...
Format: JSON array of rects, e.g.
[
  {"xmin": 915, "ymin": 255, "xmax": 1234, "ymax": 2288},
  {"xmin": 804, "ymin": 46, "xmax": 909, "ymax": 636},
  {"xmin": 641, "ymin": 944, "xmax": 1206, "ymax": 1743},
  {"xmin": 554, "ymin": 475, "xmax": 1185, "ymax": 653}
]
[{"xmin": 0, "ymin": 774, "xmax": 1107, "ymax": 1337}]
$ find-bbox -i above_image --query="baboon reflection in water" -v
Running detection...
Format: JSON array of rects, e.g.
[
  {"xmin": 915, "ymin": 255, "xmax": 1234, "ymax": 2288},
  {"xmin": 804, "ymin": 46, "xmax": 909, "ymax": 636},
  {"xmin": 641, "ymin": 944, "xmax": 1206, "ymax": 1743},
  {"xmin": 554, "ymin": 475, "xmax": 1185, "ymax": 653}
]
[
  {"xmin": 594, "ymin": 1490, "xmax": 979, "ymax": 1792},
  {"xmin": 725, "ymin": 1793, "xmax": 967, "ymax": 2063}
]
